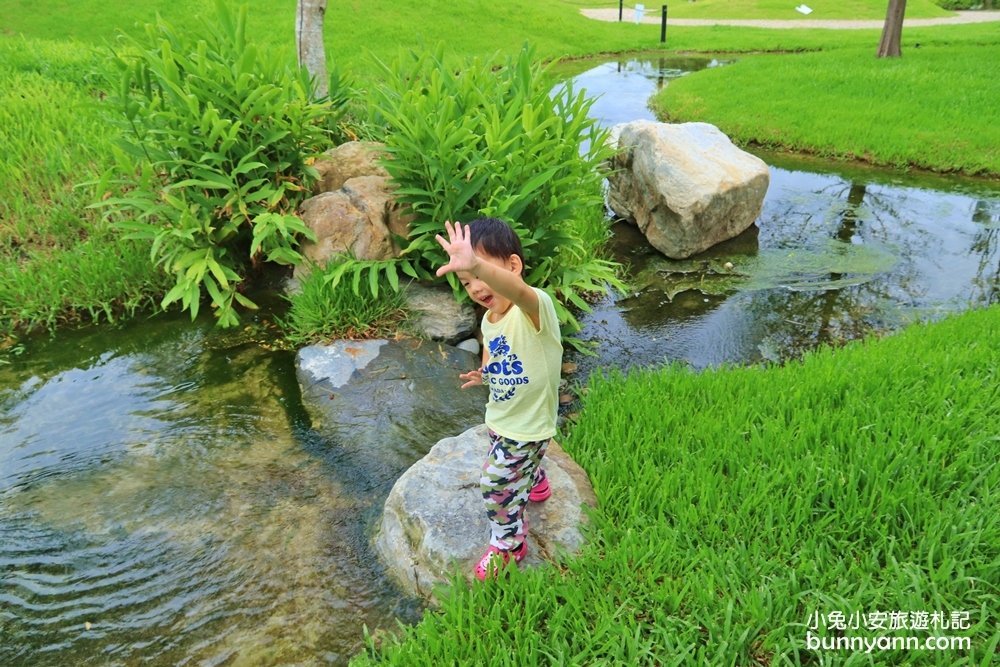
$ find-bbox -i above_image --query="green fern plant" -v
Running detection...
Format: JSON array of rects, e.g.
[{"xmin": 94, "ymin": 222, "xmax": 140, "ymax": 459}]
[
  {"xmin": 89, "ymin": 1, "xmax": 352, "ymax": 326},
  {"xmin": 330, "ymin": 42, "xmax": 625, "ymax": 341}
]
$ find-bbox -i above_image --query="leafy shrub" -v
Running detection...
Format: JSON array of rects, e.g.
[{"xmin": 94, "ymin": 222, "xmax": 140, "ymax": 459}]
[
  {"xmin": 282, "ymin": 259, "xmax": 409, "ymax": 344},
  {"xmin": 92, "ymin": 1, "xmax": 352, "ymax": 327},
  {"xmin": 355, "ymin": 43, "xmax": 624, "ymax": 338}
]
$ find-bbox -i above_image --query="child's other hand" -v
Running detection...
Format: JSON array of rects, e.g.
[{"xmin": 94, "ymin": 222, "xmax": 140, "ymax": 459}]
[
  {"xmin": 435, "ymin": 221, "xmax": 477, "ymax": 277},
  {"xmin": 459, "ymin": 367, "xmax": 484, "ymax": 390}
]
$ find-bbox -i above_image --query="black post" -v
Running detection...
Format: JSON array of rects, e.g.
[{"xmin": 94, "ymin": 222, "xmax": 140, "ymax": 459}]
[
  {"xmin": 661, "ymin": 5, "xmax": 667, "ymax": 43},
  {"xmin": 619, "ymin": 0, "xmax": 624, "ymax": 22}
]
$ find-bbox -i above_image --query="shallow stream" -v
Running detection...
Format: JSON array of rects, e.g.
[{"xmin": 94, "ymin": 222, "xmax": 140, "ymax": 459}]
[{"xmin": 2, "ymin": 55, "xmax": 999, "ymax": 666}]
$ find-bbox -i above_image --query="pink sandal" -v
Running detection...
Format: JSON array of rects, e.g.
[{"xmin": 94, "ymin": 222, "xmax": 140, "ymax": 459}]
[
  {"xmin": 528, "ymin": 477, "xmax": 551, "ymax": 502},
  {"xmin": 474, "ymin": 541, "xmax": 527, "ymax": 581}
]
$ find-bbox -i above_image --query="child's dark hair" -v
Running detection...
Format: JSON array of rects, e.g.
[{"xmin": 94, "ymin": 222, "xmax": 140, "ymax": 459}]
[{"xmin": 466, "ymin": 217, "xmax": 527, "ymax": 274}]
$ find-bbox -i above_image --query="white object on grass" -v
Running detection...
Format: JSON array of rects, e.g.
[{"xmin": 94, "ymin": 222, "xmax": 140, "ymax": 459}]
[
  {"xmin": 635, "ymin": 4, "xmax": 645, "ymax": 23},
  {"xmin": 795, "ymin": 5, "xmax": 813, "ymax": 14}
]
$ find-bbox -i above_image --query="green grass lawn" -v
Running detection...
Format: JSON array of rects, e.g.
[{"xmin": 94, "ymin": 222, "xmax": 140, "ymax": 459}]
[
  {"xmin": 353, "ymin": 303, "xmax": 1000, "ymax": 666},
  {"xmin": 572, "ymin": 0, "xmax": 953, "ymax": 19},
  {"xmin": 0, "ymin": 0, "xmax": 956, "ymax": 48},
  {"xmin": 0, "ymin": 0, "xmax": 963, "ymax": 75},
  {"xmin": 652, "ymin": 34, "xmax": 1000, "ymax": 176},
  {"xmin": 2, "ymin": 0, "xmax": 998, "ymax": 332}
]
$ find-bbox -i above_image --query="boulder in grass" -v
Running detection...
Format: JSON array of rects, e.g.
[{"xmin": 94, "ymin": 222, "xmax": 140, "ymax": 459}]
[
  {"xmin": 294, "ymin": 174, "xmax": 414, "ymax": 279},
  {"xmin": 376, "ymin": 424, "xmax": 598, "ymax": 602},
  {"xmin": 311, "ymin": 141, "xmax": 390, "ymax": 195},
  {"xmin": 607, "ymin": 120, "xmax": 769, "ymax": 259}
]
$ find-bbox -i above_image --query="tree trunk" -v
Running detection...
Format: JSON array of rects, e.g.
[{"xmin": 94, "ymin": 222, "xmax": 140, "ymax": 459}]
[
  {"xmin": 876, "ymin": 0, "xmax": 907, "ymax": 58},
  {"xmin": 296, "ymin": 0, "xmax": 328, "ymax": 98}
]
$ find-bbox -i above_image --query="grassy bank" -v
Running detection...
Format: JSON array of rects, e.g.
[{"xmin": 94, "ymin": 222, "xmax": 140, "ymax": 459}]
[
  {"xmin": 3, "ymin": 1, "xmax": 998, "ymax": 334},
  {"xmin": 653, "ymin": 33, "xmax": 1000, "ymax": 177},
  {"xmin": 354, "ymin": 303, "xmax": 1000, "ymax": 666},
  {"xmin": 0, "ymin": 38, "xmax": 171, "ymax": 334}
]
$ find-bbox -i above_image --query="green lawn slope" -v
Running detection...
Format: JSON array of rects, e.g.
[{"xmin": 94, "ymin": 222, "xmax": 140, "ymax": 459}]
[
  {"xmin": 354, "ymin": 303, "xmax": 1000, "ymax": 666},
  {"xmin": 653, "ymin": 30, "xmax": 1000, "ymax": 177}
]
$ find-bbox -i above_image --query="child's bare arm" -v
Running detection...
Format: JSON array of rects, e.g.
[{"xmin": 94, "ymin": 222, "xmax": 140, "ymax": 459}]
[
  {"xmin": 435, "ymin": 221, "xmax": 539, "ymax": 319},
  {"xmin": 458, "ymin": 344, "xmax": 490, "ymax": 390}
]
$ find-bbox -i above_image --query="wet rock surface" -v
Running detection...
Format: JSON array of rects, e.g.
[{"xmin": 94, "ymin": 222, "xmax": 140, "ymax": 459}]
[
  {"xmin": 608, "ymin": 120, "xmax": 770, "ymax": 259},
  {"xmin": 402, "ymin": 283, "xmax": 478, "ymax": 344},
  {"xmin": 376, "ymin": 424, "xmax": 598, "ymax": 601},
  {"xmin": 295, "ymin": 339, "xmax": 488, "ymax": 494}
]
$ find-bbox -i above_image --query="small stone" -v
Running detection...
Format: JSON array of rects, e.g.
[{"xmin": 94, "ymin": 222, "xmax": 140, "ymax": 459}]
[
  {"xmin": 559, "ymin": 393, "xmax": 575, "ymax": 405},
  {"xmin": 85, "ymin": 622, "xmax": 91, "ymax": 630},
  {"xmin": 456, "ymin": 338, "xmax": 480, "ymax": 355},
  {"xmin": 561, "ymin": 362, "xmax": 578, "ymax": 374},
  {"xmin": 724, "ymin": 262, "xmax": 734, "ymax": 269},
  {"xmin": 568, "ymin": 412, "xmax": 580, "ymax": 421}
]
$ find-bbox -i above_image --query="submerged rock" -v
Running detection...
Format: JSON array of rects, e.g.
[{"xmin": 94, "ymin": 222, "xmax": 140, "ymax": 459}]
[
  {"xmin": 607, "ymin": 120, "xmax": 769, "ymax": 259},
  {"xmin": 295, "ymin": 339, "xmax": 488, "ymax": 493},
  {"xmin": 376, "ymin": 424, "xmax": 598, "ymax": 601}
]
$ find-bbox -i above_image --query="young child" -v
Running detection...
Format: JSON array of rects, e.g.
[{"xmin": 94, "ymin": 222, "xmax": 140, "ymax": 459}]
[{"xmin": 435, "ymin": 217, "xmax": 563, "ymax": 580}]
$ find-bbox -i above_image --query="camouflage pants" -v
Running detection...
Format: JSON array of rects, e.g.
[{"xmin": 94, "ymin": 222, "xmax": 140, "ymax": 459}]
[{"xmin": 481, "ymin": 429, "xmax": 549, "ymax": 551}]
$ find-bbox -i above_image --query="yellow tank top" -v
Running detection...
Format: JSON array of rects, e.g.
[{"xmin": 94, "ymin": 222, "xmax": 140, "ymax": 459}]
[{"xmin": 480, "ymin": 287, "xmax": 563, "ymax": 441}]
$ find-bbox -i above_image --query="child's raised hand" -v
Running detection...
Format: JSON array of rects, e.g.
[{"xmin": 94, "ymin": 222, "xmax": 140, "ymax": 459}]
[
  {"xmin": 458, "ymin": 367, "xmax": 484, "ymax": 390},
  {"xmin": 435, "ymin": 221, "xmax": 477, "ymax": 277}
]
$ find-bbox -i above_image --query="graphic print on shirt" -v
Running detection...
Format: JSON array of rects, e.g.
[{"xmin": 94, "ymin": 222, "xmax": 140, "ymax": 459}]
[{"xmin": 485, "ymin": 334, "xmax": 529, "ymax": 402}]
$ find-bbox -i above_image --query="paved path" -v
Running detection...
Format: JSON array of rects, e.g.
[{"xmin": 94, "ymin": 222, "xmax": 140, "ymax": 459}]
[{"xmin": 582, "ymin": 8, "xmax": 1000, "ymax": 29}]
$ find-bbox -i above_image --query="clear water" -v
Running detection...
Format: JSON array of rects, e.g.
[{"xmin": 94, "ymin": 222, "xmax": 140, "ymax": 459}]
[
  {"xmin": 2, "ymin": 54, "xmax": 999, "ymax": 667},
  {"xmin": 0, "ymin": 310, "xmax": 420, "ymax": 667},
  {"xmin": 556, "ymin": 55, "xmax": 1000, "ymax": 373}
]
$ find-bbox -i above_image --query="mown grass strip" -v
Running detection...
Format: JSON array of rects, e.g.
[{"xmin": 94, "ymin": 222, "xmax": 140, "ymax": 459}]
[
  {"xmin": 653, "ymin": 41, "xmax": 1000, "ymax": 177},
  {"xmin": 630, "ymin": 0, "xmax": 953, "ymax": 19},
  {"xmin": 354, "ymin": 304, "xmax": 1000, "ymax": 666},
  {"xmin": 0, "ymin": 1, "xmax": 973, "ymax": 76}
]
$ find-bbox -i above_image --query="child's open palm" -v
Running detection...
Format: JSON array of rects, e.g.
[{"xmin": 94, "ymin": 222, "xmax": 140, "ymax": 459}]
[{"xmin": 435, "ymin": 221, "xmax": 477, "ymax": 277}]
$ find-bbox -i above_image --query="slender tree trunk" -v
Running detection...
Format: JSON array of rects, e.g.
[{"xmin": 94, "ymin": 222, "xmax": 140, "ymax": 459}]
[
  {"xmin": 876, "ymin": 0, "xmax": 907, "ymax": 58},
  {"xmin": 296, "ymin": 0, "xmax": 328, "ymax": 98}
]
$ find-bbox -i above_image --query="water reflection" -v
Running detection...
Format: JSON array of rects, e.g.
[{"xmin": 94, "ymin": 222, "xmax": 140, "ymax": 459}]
[
  {"xmin": 3, "ymin": 54, "xmax": 1000, "ymax": 667},
  {"xmin": 558, "ymin": 56, "xmax": 1000, "ymax": 373},
  {"xmin": 551, "ymin": 55, "xmax": 728, "ymax": 125},
  {"xmin": 0, "ymin": 318, "xmax": 415, "ymax": 667}
]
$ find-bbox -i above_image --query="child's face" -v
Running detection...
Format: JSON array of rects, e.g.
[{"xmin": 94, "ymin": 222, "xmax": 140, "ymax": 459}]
[{"xmin": 457, "ymin": 250, "xmax": 518, "ymax": 314}]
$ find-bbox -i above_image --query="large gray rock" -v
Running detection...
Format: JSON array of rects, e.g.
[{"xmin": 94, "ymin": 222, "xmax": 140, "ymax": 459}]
[
  {"xmin": 296, "ymin": 339, "xmax": 488, "ymax": 494},
  {"xmin": 403, "ymin": 283, "xmax": 478, "ymax": 344},
  {"xmin": 607, "ymin": 120, "xmax": 769, "ymax": 259},
  {"xmin": 376, "ymin": 424, "xmax": 598, "ymax": 601}
]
